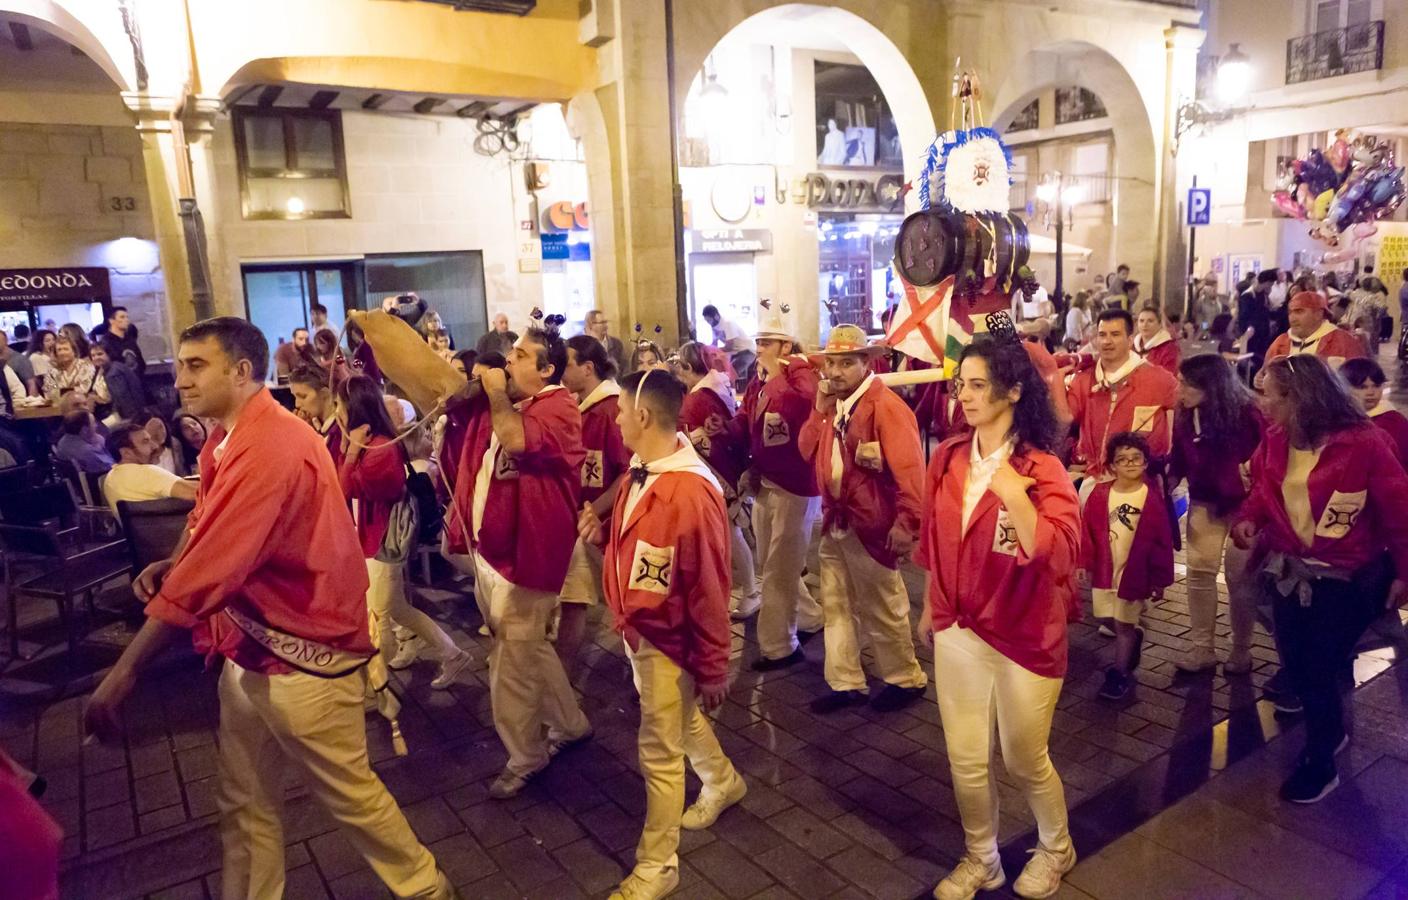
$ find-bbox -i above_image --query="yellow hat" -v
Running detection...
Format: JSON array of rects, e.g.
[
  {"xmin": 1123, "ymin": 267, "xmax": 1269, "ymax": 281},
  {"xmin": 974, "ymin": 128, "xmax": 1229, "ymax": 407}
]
[{"xmin": 819, "ymin": 323, "xmax": 886, "ymax": 356}]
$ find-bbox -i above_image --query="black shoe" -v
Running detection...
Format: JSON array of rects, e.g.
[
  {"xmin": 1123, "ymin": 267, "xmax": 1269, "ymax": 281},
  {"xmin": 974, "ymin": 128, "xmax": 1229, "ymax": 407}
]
[
  {"xmin": 1131, "ymin": 627, "xmax": 1145, "ymax": 672},
  {"xmin": 1271, "ymin": 691, "xmax": 1304, "ymax": 715},
  {"xmin": 1280, "ymin": 759, "xmax": 1339, "ymax": 804},
  {"xmin": 870, "ymin": 684, "xmax": 926, "ymax": 712},
  {"xmin": 797, "ymin": 628, "xmax": 823, "ymax": 646},
  {"xmin": 751, "ymin": 648, "xmax": 805, "ymax": 672},
  {"xmin": 809, "ymin": 689, "xmax": 868, "ymax": 714},
  {"xmin": 1098, "ymin": 667, "xmax": 1132, "ymax": 701}
]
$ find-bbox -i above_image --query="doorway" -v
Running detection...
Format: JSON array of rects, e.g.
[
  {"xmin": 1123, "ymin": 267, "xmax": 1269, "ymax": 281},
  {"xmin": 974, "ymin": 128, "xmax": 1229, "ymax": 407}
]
[
  {"xmin": 364, "ymin": 252, "xmax": 487, "ymax": 351},
  {"xmin": 241, "ymin": 262, "xmax": 358, "ymax": 355}
]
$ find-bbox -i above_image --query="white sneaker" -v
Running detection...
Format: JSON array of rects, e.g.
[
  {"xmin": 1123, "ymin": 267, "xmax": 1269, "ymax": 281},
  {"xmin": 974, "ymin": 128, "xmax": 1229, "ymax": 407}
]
[
  {"xmin": 477, "ymin": 624, "xmax": 491, "ymax": 637},
  {"xmin": 431, "ymin": 649, "xmax": 472, "ymax": 689},
  {"xmin": 609, "ymin": 866, "xmax": 680, "ymax": 900},
  {"xmin": 388, "ymin": 636, "xmax": 423, "ymax": 670},
  {"xmin": 680, "ymin": 776, "xmax": 747, "ymax": 830},
  {"xmin": 1175, "ymin": 647, "xmax": 1218, "ymax": 673},
  {"xmin": 488, "ymin": 766, "xmax": 541, "ymax": 800},
  {"xmin": 933, "ymin": 854, "xmax": 1004, "ymax": 900},
  {"xmin": 1012, "ymin": 844, "xmax": 1076, "ymax": 899},
  {"xmin": 1097, "ymin": 623, "xmax": 1115, "ymax": 638},
  {"xmin": 730, "ymin": 591, "xmax": 761, "ymax": 620}
]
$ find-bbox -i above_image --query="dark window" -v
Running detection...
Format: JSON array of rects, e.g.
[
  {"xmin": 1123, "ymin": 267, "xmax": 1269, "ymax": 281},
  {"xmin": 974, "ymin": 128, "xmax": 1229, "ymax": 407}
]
[{"xmin": 232, "ymin": 108, "xmax": 350, "ymax": 220}]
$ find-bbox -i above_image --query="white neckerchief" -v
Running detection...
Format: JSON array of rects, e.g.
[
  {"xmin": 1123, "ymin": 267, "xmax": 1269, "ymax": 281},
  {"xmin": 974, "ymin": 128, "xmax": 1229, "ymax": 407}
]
[
  {"xmin": 577, "ymin": 378, "xmax": 621, "ymax": 412},
  {"xmin": 620, "ymin": 434, "xmax": 721, "ymax": 528},
  {"xmin": 1289, "ymin": 320, "xmax": 1337, "ymax": 354},
  {"xmin": 1369, "ymin": 400, "xmax": 1394, "ymax": 418},
  {"xmin": 1093, "ymin": 354, "xmax": 1144, "ymax": 392},
  {"xmin": 1134, "ymin": 331, "xmax": 1172, "ymax": 355},
  {"xmin": 690, "ymin": 370, "xmax": 737, "ymax": 415},
  {"xmin": 829, "ymin": 374, "xmax": 875, "ymax": 498},
  {"xmin": 473, "ymin": 384, "xmax": 562, "ymax": 541}
]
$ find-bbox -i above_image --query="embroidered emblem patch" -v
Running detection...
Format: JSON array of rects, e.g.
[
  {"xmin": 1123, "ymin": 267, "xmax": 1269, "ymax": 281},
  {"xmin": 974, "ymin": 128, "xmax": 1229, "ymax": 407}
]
[
  {"xmin": 582, "ymin": 449, "xmax": 604, "ymax": 488},
  {"xmin": 628, "ymin": 540, "xmax": 674, "ymax": 596},
  {"xmin": 992, "ymin": 507, "xmax": 1019, "ymax": 556},
  {"xmin": 855, "ymin": 441, "xmax": 884, "ymax": 472},
  {"xmin": 1132, "ymin": 405, "xmax": 1161, "ymax": 433},
  {"xmin": 1315, "ymin": 489, "xmax": 1365, "ymax": 539},
  {"xmin": 688, "ymin": 427, "xmax": 712, "ymax": 456},
  {"xmin": 763, "ymin": 412, "xmax": 790, "ymax": 447}
]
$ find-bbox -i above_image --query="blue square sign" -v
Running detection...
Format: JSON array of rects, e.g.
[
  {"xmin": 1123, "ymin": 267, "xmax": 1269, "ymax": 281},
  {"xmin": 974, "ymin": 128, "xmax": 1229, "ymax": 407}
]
[{"xmin": 1187, "ymin": 187, "xmax": 1211, "ymax": 226}]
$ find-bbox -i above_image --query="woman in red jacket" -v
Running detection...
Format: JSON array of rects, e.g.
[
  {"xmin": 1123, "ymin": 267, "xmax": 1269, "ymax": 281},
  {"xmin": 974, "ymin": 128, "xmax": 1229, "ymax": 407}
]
[
  {"xmin": 1233, "ymin": 355, "xmax": 1408, "ymax": 803},
  {"xmin": 288, "ymin": 364, "xmax": 344, "ymax": 469},
  {"xmin": 1168, "ymin": 353, "xmax": 1268, "ymax": 675},
  {"xmin": 917, "ymin": 336, "xmax": 1080, "ymax": 900},
  {"xmin": 334, "ymin": 375, "xmax": 470, "ymax": 689},
  {"xmin": 676, "ymin": 341, "xmax": 760, "ymax": 618}
]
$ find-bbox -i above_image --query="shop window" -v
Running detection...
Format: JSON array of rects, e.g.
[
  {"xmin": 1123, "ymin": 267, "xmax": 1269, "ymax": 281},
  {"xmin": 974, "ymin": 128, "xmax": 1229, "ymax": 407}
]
[{"xmin": 233, "ymin": 108, "xmax": 351, "ymax": 220}]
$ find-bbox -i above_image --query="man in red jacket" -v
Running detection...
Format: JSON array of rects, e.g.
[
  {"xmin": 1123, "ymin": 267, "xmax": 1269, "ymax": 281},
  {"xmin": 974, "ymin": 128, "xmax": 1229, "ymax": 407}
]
[
  {"xmin": 83, "ymin": 318, "xmax": 451, "ymax": 899},
  {"xmin": 1067, "ymin": 309, "xmax": 1178, "ymax": 484},
  {"xmin": 472, "ymin": 330, "xmax": 592, "ymax": 799},
  {"xmin": 737, "ymin": 308, "xmax": 825, "ymax": 669},
  {"xmin": 1255, "ymin": 290, "xmax": 1364, "ymax": 386},
  {"xmin": 798, "ymin": 325, "xmax": 928, "ymax": 713},
  {"xmin": 580, "ymin": 369, "xmax": 745, "ymax": 900}
]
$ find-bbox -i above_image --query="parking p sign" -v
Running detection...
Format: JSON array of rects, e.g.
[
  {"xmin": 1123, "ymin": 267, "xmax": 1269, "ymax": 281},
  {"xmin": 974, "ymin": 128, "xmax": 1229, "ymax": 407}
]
[{"xmin": 1187, "ymin": 187, "xmax": 1211, "ymax": 226}]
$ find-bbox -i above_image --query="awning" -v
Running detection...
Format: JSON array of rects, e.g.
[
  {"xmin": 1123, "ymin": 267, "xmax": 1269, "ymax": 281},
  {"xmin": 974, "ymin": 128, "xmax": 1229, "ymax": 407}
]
[{"xmin": 1027, "ymin": 234, "xmax": 1094, "ymax": 256}]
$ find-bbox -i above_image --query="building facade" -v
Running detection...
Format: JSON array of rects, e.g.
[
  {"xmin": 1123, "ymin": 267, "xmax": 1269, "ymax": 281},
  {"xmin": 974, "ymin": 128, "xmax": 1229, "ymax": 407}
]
[{"xmin": 0, "ymin": 0, "xmax": 1204, "ymax": 363}]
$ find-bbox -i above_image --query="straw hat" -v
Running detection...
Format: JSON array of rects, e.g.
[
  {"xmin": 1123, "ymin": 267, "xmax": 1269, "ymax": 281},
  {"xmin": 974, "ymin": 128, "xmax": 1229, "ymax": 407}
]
[
  {"xmin": 755, "ymin": 299, "xmax": 798, "ymax": 343},
  {"xmin": 818, "ymin": 323, "xmax": 886, "ymax": 356}
]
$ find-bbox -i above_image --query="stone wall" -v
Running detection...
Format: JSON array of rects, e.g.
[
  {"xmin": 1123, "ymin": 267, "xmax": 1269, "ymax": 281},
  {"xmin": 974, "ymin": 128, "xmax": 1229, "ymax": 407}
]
[{"xmin": 0, "ymin": 121, "xmax": 168, "ymax": 359}]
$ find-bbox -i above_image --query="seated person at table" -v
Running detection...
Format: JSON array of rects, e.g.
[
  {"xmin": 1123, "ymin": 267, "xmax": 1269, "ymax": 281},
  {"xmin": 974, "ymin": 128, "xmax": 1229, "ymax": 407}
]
[
  {"xmin": 101, "ymin": 422, "xmax": 197, "ymax": 514},
  {"xmin": 54, "ymin": 410, "xmax": 114, "ymax": 475}
]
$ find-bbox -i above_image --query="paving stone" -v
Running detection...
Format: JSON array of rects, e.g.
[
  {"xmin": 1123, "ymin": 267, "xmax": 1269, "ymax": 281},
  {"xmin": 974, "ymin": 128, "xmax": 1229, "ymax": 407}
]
[
  {"xmin": 327, "ymin": 867, "xmax": 389, "ymax": 900},
  {"xmin": 456, "ymin": 800, "xmax": 525, "ymax": 848},
  {"xmin": 685, "ymin": 837, "xmax": 776, "ymax": 898},
  {"xmin": 85, "ymin": 801, "xmax": 136, "ymax": 850},
  {"xmin": 400, "ymin": 797, "xmax": 463, "ymax": 845},
  {"xmin": 550, "ymin": 836, "xmax": 624, "ymax": 894},
  {"xmin": 765, "ymin": 805, "xmax": 851, "ymax": 859},
  {"xmin": 514, "ymin": 798, "xmax": 586, "ymax": 849},
  {"xmin": 84, "ymin": 767, "xmax": 130, "ymax": 811},
  {"xmin": 148, "ymin": 877, "xmax": 207, "ymax": 900},
  {"xmin": 283, "ymin": 864, "xmax": 331, "ymax": 900},
  {"xmin": 134, "ymin": 770, "xmax": 183, "ymax": 815},
  {"xmin": 484, "ymin": 834, "xmax": 564, "ymax": 891},
  {"xmin": 138, "ymin": 804, "xmax": 189, "ymax": 835},
  {"xmin": 427, "ymin": 832, "xmax": 497, "ymax": 887},
  {"xmin": 309, "ymin": 829, "xmax": 369, "ymax": 880},
  {"xmin": 824, "ymin": 844, "xmax": 925, "ymax": 900}
]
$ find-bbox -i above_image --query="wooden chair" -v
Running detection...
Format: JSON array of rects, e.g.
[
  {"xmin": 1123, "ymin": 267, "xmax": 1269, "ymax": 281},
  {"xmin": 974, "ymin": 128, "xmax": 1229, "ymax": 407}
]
[
  {"xmin": 0, "ymin": 522, "xmax": 131, "ymax": 657},
  {"xmin": 116, "ymin": 498, "xmax": 194, "ymax": 577}
]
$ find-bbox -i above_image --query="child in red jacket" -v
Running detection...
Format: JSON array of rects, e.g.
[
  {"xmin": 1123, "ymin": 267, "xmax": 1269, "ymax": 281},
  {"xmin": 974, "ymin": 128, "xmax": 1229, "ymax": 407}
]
[
  {"xmin": 1339, "ymin": 357, "xmax": 1408, "ymax": 470},
  {"xmin": 1079, "ymin": 432, "xmax": 1175, "ymax": 701},
  {"xmin": 580, "ymin": 368, "xmax": 744, "ymax": 900}
]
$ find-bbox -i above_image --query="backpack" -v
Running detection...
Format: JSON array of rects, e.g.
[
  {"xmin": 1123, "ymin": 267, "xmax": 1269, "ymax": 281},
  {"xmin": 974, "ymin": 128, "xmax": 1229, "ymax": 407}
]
[{"xmin": 375, "ymin": 459, "xmax": 442, "ymax": 564}]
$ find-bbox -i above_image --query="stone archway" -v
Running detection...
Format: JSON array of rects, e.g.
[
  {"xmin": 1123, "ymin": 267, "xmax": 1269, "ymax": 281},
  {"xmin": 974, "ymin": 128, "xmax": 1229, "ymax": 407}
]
[
  {"xmin": 0, "ymin": 0, "xmax": 134, "ymax": 91},
  {"xmin": 991, "ymin": 42, "xmax": 1161, "ymax": 296}
]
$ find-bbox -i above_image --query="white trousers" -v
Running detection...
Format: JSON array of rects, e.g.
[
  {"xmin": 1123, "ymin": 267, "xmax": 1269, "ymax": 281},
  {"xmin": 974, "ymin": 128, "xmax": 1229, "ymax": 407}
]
[
  {"xmin": 752, "ymin": 485, "xmax": 823, "ymax": 658},
  {"xmin": 215, "ymin": 661, "xmax": 450, "ymax": 900},
  {"xmin": 559, "ymin": 538, "xmax": 603, "ymax": 605},
  {"xmin": 1183, "ymin": 502, "xmax": 1258, "ymax": 656},
  {"xmin": 729, "ymin": 523, "xmax": 760, "ymax": 606},
  {"xmin": 627, "ymin": 639, "xmax": 742, "ymax": 879},
  {"xmin": 473, "ymin": 554, "xmax": 590, "ymax": 776},
  {"xmin": 818, "ymin": 530, "xmax": 927, "ymax": 693},
  {"xmin": 933, "ymin": 626, "xmax": 1071, "ymax": 864},
  {"xmin": 365, "ymin": 558, "xmax": 459, "ymax": 662}
]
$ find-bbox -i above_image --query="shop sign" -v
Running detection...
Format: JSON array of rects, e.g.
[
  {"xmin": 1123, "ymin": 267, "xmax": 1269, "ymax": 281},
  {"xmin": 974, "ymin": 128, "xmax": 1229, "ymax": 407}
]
[
  {"xmin": 0, "ymin": 267, "xmax": 109, "ymax": 303},
  {"xmin": 541, "ymin": 201, "xmax": 590, "ymax": 233},
  {"xmin": 689, "ymin": 229, "xmax": 773, "ymax": 254},
  {"xmin": 804, "ymin": 172, "xmax": 904, "ymax": 211},
  {"xmin": 541, "ymin": 233, "xmax": 570, "ymax": 260}
]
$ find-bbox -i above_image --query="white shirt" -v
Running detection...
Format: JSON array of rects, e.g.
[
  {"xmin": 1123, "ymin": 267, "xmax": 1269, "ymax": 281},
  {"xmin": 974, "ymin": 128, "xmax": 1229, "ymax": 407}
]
[
  {"xmin": 1105, "ymin": 483, "xmax": 1148, "ymax": 591},
  {"xmin": 103, "ymin": 463, "xmax": 182, "ymax": 514},
  {"xmin": 1065, "ymin": 307, "xmax": 1091, "ymax": 342},
  {"xmin": 829, "ymin": 374, "xmax": 875, "ymax": 499},
  {"xmin": 713, "ymin": 318, "xmax": 755, "ymax": 354},
  {"xmin": 962, "ymin": 437, "xmax": 1013, "ymax": 533},
  {"xmin": 1012, "ymin": 286, "xmax": 1053, "ymax": 323},
  {"xmin": 619, "ymin": 434, "xmax": 719, "ymax": 527}
]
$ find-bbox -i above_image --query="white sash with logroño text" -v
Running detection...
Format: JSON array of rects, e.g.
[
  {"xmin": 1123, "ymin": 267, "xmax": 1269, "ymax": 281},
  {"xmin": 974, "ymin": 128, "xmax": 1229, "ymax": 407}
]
[{"xmin": 223, "ymin": 607, "xmax": 373, "ymax": 677}]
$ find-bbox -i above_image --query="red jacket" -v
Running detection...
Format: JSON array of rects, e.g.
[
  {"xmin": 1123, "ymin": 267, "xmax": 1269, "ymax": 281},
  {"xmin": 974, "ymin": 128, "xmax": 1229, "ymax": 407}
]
[
  {"xmin": 1169, "ymin": 405, "xmax": 1267, "ymax": 518},
  {"xmin": 917, "ymin": 436, "xmax": 1081, "ymax": 678},
  {"xmin": 916, "ymin": 378, "xmax": 970, "ymax": 442},
  {"xmin": 579, "ymin": 384, "xmax": 630, "ymax": 507},
  {"xmin": 1370, "ymin": 408, "xmax": 1408, "ymax": 471},
  {"xmin": 1258, "ymin": 324, "xmax": 1364, "ymax": 381},
  {"xmin": 443, "ymin": 392, "xmax": 495, "ymax": 554},
  {"xmin": 320, "ymin": 419, "xmax": 345, "ymax": 470},
  {"xmin": 146, "ymin": 389, "xmax": 373, "ymax": 674},
  {"xmin": 680, "ymin": 377, "xmax": 746, "ymax": 489},
  {"xmin": 1080, "ymin": 477, "xmax": 1175, "ymax": 601},
  {"xmin": 736, "ymin": 356, "xmax": 820, "ymax": 496},
  {"xmin": 1237, "ymin": 423, "xmax": 1408, "ymax": 579},
  {"xmin": 602, "ymin": 446, "xmax": 732, "ymax": 688},
  {"xmin": 463, "ymin": 385, "xmax": 584, "ymax": 593},
  {"xmin": 1067, "ymin": 360, "xmax": 1178, "ymax": 477},
  {"xmin": 339, "ymin": 435, "xmax": 406, "ymax": 559},
  {"xmin": 799, "ymin": 377, "xmax": 925, "ymax": 569},
  {"xmin": 1134, "ymin": 333, "xmax": 1181, "ymax": 376}
]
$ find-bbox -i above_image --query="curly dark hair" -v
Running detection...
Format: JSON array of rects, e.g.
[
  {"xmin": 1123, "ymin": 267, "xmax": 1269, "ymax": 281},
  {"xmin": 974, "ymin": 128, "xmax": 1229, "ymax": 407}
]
[
  {"xmin": 1177, "ymin": 353, "xmax": 1256, "ymax": 442},
  {"xmin": 1105, "ymin": 431, "xmax": 1151, "ymax": 468},
  {"xmin": 1262, "ymin": 354, "xmax": 1367, "ymax": 448},
  {"xmin": 956, "ymin": 336, "xmax": 1059, "ymax": 451}
]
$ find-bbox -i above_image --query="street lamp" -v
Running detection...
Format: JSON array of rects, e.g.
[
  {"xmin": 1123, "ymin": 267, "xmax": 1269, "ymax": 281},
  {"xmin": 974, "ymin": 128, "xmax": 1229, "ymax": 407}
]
[
  {"xmin": 1174, "ymin": 43, "xmax": 1254, "ymax": 155},
  {"xmin": 1036, "ymin": 172, "xmax": 1078, "ymax": 308}
]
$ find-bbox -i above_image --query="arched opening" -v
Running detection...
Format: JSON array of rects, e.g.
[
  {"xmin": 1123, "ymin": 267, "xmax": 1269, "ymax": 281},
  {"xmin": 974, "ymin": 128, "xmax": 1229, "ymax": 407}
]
[
  {"xmin": 991, "ymin": 42, "xmax": 1159, "ymax": 307},
  {"xmin": 673, "ymin": 3, "xmax": 936, "ymax": 347}
]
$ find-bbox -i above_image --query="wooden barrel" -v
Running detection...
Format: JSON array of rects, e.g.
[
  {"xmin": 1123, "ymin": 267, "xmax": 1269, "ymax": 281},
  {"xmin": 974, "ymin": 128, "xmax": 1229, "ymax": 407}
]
[
  {"xmin": 894, "ymin": 210, "xmax": 963, "ymax": 287},
  {"xmin": 984, "ymin": 213, "xmax": 1030, "ymax": 292}
]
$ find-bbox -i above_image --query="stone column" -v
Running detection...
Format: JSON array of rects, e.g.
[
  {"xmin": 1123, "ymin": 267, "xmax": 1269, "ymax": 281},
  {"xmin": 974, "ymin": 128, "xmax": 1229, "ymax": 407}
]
[{"xmin": 1155, "ymin": 25, "xmax": 1204, "ymax": 312}]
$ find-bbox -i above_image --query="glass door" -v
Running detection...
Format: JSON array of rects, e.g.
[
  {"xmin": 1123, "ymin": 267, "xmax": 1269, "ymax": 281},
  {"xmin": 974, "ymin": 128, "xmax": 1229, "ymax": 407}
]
[{"xmin": 241, "ymin": 262, "xmax": 357, "ymax": 378}]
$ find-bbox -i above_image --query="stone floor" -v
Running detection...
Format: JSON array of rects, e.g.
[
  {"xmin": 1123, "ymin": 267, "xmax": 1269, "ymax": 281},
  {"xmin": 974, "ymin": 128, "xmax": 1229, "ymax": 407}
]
[{"xmin": 3, "ymin": 551, "xmax": 1404, "ymax": 900}]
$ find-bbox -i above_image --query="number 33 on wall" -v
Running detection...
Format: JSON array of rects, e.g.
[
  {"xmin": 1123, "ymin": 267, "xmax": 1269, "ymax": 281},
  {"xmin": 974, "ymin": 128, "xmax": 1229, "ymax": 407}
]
[{"xmin": 107, "ymin": 196, "xmax": 138, "ymax": 212}]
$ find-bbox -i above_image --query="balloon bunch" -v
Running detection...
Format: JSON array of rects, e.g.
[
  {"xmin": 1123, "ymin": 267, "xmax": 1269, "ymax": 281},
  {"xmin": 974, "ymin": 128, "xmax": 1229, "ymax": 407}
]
[{"xmin": 1272, "ymin": 130, "xmax": 1406, "ymax": 261}]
